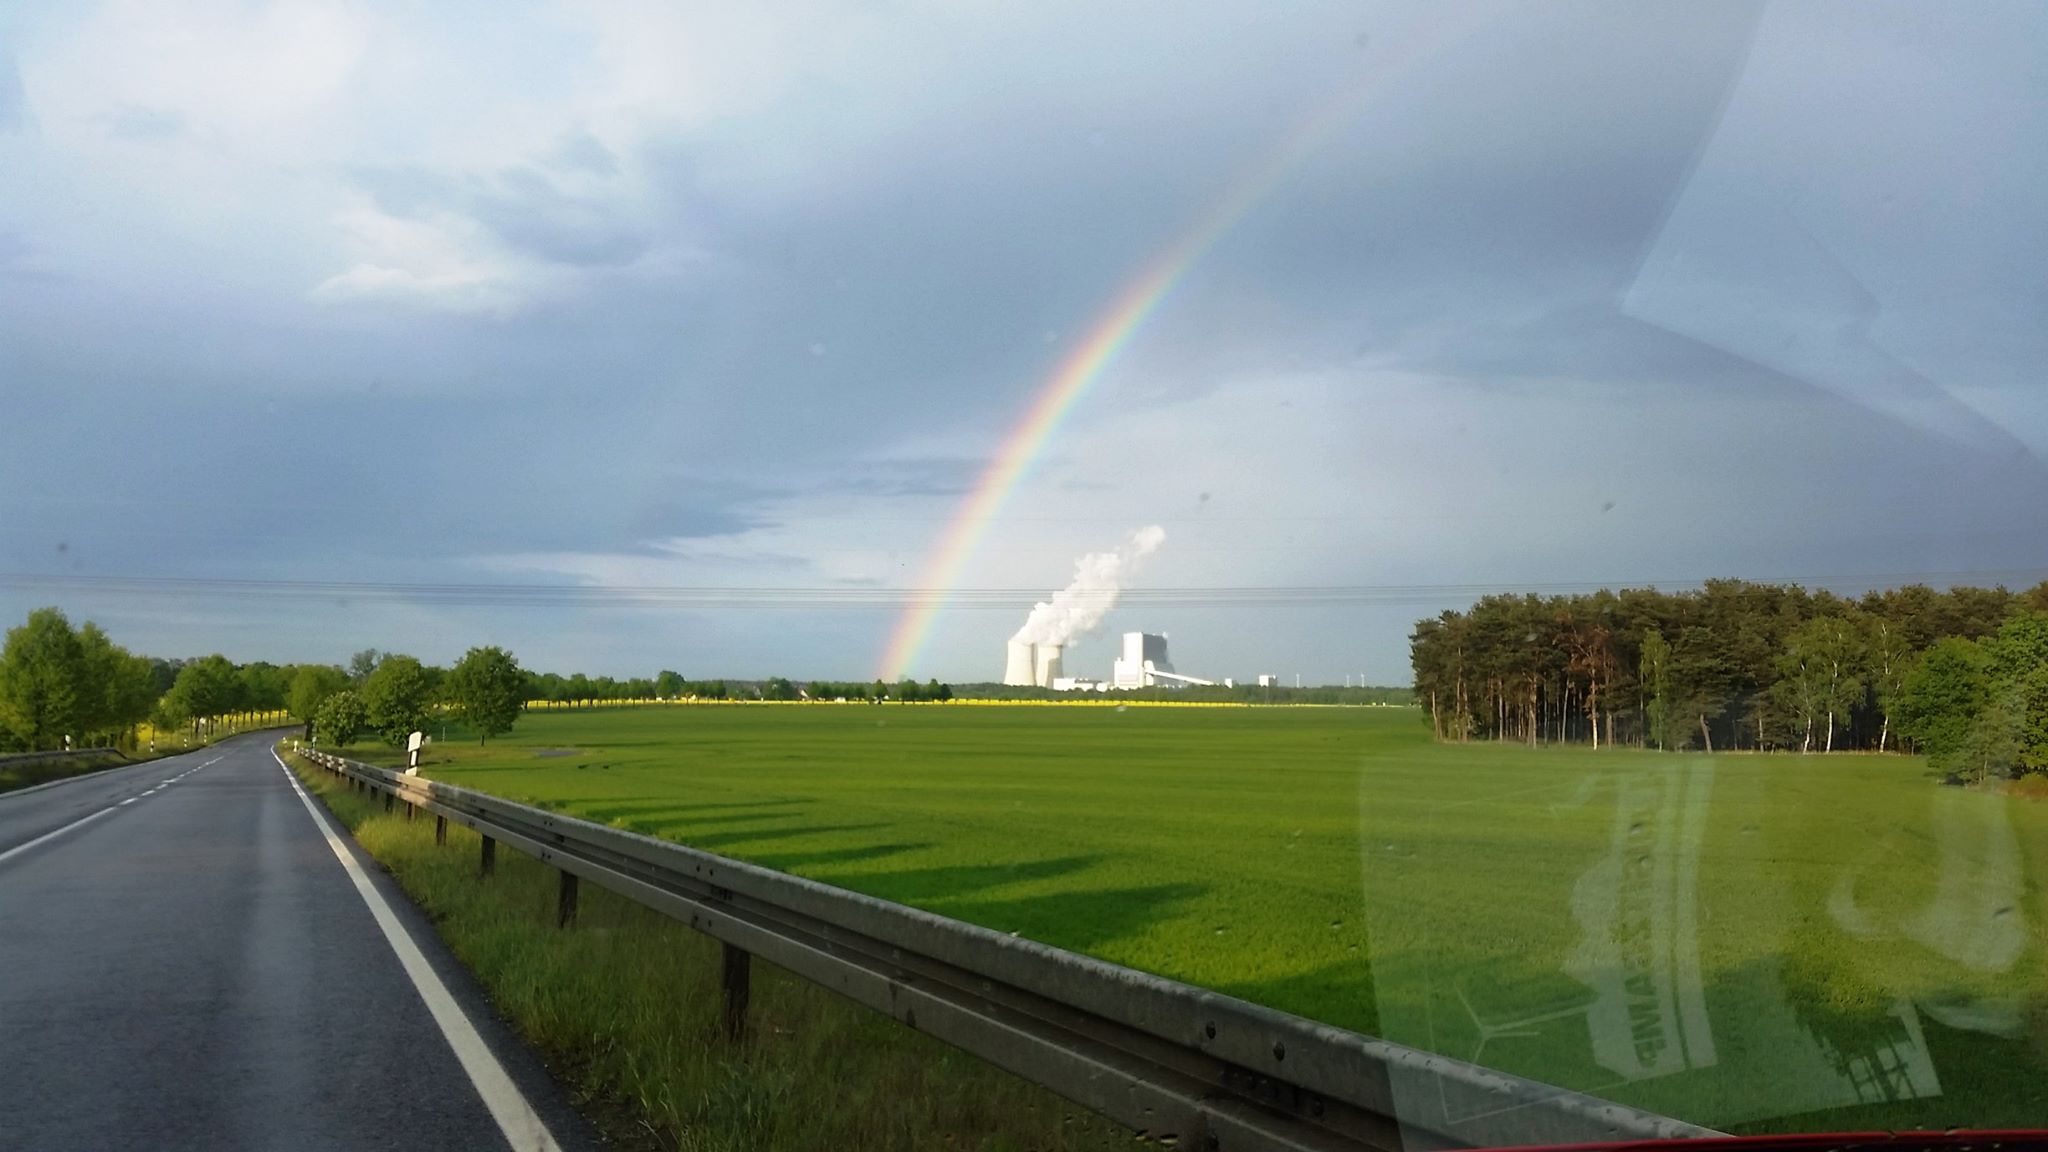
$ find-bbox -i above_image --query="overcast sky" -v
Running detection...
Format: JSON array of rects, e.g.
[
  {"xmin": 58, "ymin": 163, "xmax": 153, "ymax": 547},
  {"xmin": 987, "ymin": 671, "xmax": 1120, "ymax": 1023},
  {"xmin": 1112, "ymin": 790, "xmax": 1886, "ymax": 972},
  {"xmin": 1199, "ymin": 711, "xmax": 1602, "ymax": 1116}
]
[{"xmin": 3, "ymin": 1, "xmax": 2045, "ymax": 684}]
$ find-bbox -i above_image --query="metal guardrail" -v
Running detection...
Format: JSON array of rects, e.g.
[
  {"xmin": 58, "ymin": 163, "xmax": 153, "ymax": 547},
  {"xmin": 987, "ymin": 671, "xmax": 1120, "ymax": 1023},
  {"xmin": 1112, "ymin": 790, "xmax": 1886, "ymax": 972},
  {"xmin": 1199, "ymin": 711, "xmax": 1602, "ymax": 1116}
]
[
  {"xmin": 0, "ymin": 747, "xmax": 119, "ymax": 767},
  {"xmin": 292, "ymin": 745, "xmax": 1720, "ymax": 1152}
]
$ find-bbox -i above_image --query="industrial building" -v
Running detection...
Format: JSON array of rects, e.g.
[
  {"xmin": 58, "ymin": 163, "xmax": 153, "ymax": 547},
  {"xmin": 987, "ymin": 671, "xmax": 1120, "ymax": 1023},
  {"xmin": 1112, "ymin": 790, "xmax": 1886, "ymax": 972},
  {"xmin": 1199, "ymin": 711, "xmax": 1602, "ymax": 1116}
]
[
  {"xmin": 1111, "ymin": 632, "xmax": 1171, "ymax": 688},
  {"xmin": 1006, "ymin": 631, "xmax": 1222, "ymax": 690},
  {"xmin": 1110, "ymin": 632, "xmax": 1221, "ymax": 688}
]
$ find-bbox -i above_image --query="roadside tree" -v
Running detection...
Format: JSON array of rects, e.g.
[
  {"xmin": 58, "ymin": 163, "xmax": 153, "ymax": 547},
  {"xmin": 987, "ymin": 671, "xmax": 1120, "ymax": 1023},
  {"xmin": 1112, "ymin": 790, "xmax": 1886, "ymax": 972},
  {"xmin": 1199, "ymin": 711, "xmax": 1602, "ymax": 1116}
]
[
  {"xmin": 362, "ymin": 655, "xmax": 432, "ymax": 746},
  {"xmin": 315, "ymin": 690, "xmax": 368, "ymax": 747},
  {"xmin": 0, "ymin": 608, "xmax": 85, "ymax": 749}
]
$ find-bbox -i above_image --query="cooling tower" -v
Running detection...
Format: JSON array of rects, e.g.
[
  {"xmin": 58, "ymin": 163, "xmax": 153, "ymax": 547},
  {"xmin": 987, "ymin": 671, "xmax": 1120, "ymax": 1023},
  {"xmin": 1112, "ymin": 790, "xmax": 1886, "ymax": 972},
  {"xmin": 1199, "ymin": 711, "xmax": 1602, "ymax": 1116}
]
[
  {"xmin": 1034, "ymin": 644, "xmax": 1063, "ymax": 687},
  {"xmin": 1004, "ymin": 640, "xmax": 1037, "ymax": 686}
]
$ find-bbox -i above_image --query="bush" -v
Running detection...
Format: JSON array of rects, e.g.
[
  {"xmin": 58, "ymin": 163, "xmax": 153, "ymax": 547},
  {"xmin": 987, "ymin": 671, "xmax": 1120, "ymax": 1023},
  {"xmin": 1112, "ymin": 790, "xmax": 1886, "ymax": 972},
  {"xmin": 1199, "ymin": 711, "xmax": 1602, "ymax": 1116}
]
[{"xmin": 315, "ymin": 690, "xmax": 368, "ymax": 747}]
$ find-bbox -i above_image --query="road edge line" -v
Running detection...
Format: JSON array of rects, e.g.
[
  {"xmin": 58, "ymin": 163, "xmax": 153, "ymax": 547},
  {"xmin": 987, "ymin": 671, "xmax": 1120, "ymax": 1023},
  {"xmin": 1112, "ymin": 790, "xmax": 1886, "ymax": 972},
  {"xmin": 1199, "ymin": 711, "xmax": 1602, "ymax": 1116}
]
[{"xmin": 272, "ymin": 748, "xmax": 563, "ymax": 1152}]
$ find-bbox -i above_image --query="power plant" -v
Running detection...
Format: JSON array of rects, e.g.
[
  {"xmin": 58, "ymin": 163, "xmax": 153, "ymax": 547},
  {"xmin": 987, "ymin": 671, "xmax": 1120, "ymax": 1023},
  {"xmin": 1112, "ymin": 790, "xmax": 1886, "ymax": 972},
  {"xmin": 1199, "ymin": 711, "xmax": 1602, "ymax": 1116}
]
[
  {"xmin": 1001, "ymin": 527, "xmax": 1229, "ymax": 690},
  {"xmin": 1112, "ymin": 632, "xmax": 1171, "ymax": 688},
  {"xmin": 1003, "ymin": 640, "xmax": 1066, "ymax": 688},
  {"xmin": 1005, "ymin": 631, "xmax": 1222, "ymax": 690}
]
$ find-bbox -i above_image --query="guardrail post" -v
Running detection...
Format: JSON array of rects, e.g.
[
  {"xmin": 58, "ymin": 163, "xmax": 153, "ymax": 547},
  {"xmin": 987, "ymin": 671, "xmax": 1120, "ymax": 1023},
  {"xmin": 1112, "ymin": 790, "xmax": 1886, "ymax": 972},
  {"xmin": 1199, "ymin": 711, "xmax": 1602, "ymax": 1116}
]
[
  {"xmin": 721, "ymin": 942, "xmax": 751, "ymax": 1042},
  {"xmin": 405, "ymin": 801, "xmax": 415, "ymax": 822},
  {"xmin": 557, "ymin": 870, "xmax": 579, "ymax": 928},
  {"xmin": 435, "ymin": 815, "xmax": 447, "ymax": 846},
  {"xmin": 480, "ymin": 835, "xmax": 497, "ymax": 878},
  {"xmin": 383, "ymin": 791, "xmax": 394, "ymax": 814}
]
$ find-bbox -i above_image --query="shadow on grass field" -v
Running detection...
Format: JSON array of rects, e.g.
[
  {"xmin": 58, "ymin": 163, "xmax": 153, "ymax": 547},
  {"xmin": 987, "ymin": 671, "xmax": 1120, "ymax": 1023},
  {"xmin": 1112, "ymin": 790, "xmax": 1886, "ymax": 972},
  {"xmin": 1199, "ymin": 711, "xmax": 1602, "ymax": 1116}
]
[{"xmin": 283, "ymin": 746, "xmax": 1145, "ymax": 1152}]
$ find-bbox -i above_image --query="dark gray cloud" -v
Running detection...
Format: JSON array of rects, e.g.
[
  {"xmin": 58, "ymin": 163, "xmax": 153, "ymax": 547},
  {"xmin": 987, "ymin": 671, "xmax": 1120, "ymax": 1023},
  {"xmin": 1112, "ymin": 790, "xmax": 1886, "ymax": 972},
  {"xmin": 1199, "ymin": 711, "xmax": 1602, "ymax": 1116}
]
[
  {"xmin": 473, "ymin": 171, "xmax": 652, "ymax": 267},
  {"xmin": 352, "ymin": 158, "xmax": 652, "ymax": 268},
  {"xmin": 1, "ymin": 1, "xmax": 2044, "ymax": 679}
]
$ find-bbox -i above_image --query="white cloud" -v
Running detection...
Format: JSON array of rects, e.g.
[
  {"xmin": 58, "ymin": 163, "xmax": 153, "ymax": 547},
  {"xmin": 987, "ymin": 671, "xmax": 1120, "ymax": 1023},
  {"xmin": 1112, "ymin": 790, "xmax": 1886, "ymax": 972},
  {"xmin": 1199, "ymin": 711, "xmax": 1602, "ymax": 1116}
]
[
  {"xmin": 25, "ymin": 0, "xmax": 371, "ymax": 152},
  {"xmin": 310, "ymin": 261, "xmax": 519, "ymax": 316},
  {"xmin": 308, "ymin": 202, "xmax": 531, "ymax": 314}
]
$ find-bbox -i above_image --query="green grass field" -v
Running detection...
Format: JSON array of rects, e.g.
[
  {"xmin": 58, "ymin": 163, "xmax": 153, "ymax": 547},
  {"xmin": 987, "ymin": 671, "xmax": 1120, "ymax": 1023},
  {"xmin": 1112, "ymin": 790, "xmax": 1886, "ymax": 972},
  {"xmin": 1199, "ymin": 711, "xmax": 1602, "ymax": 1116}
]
[
  {"xmin": 287, "ymin": 751, "xmax": 1142, "ymax": 1152},
  {"xmin": 344, "ymin": 704, "xmax": 2048, "ymax": 1135}
]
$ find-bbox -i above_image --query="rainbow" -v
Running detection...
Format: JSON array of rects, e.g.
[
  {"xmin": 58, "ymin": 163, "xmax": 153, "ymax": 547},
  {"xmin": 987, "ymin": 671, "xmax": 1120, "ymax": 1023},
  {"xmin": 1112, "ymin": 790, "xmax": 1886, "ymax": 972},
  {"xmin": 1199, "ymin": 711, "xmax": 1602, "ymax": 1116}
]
[{"xmin": 874, "ymin": 78, "xmax": 1393, "ymax": 681}]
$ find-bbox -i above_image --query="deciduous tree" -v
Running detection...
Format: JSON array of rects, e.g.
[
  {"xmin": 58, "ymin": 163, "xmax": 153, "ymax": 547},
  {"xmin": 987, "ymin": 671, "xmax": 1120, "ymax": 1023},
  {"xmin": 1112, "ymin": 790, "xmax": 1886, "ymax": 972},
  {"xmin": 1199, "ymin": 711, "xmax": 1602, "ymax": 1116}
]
[
  {"xmin": 315, "ymin": 690, "xmax": 368, "ymax": 747},
  {"xmin": 1639, "ymin": 628, "xmax": 1675, "ymax": 751},
  {"xmin": 446, "ymin": 646, "xmax": 524, "ymax": 745},
  {"xmin": 288, "ymin": 665, "xmax": 350, "ymax": 725},
  {"xmin": 0, "ymin": 608, "xmax": 85, "ymax": 750},
  {"xmin": 361, "ymin": 655, "xmax": 432, "ymax": 747},
  {"xmin": 348, "ymin": 648, "xmax": 383, "ymax": 684},
  {"xmin": 1895, "ymin": 637, "xmax": 1992, "ymax": 770},
  {"xmin": 159, "ymin": 655, "xmax": 240, "ymax": 738}
]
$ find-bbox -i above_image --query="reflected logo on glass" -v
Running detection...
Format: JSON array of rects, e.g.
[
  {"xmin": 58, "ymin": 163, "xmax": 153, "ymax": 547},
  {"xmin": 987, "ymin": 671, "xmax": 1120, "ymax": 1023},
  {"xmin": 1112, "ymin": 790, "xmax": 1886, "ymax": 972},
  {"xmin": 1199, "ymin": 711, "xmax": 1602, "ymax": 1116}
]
[{"xmin": 1563, "ymin": 760, "xmax": 1717, "ymax": 1080}]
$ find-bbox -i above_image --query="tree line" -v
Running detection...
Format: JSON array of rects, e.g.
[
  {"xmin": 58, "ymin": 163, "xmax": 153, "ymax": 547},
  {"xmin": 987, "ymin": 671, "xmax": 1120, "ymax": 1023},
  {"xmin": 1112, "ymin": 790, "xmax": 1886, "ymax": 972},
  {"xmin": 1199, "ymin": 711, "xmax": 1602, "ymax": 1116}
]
[
  {"xmin": 303, "ymin": 647, "xmax": 525, "ymax": 748},
  {"xmin": 0, "ymin": 609, "xmax": 528, "ymax": 754},
  {"xmin": 0, "ymin": 607, "xmax": 322, "ymax": 751},
  {"xmin": 789, "ymin": 678, "xmax": 954, "ymax": 702},
  {"xmin": 0, "ymin": 608, "xmax": 163, "ymax": 751},
  {"xmin": 1408, "ymin": 580, "xmax": 2048, "ymax": 777},
  {"xmin": 524, "ymin": 670, "xmax": 957, "ymax": 703},
  {"xmin": 0, "ymin": 604, "xmax": 975, "ymax": 758}
]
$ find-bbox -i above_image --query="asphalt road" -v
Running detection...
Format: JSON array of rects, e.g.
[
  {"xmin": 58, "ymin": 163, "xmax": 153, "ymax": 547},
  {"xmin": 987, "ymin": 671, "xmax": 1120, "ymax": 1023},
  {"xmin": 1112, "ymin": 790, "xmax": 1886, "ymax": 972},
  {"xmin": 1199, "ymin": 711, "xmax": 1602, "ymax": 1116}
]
[{"xmin": 0, "ymin": 733, "xmax": 597, "ymax": 1151}]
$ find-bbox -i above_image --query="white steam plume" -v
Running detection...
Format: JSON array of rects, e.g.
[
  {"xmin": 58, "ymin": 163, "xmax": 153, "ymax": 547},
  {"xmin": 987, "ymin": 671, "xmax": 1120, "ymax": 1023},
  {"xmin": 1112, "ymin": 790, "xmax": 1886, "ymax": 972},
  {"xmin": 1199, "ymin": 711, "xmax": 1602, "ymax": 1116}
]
[{"xmin": 1010, "ymin": 526, "xmax": 1166, "ymax": 648}]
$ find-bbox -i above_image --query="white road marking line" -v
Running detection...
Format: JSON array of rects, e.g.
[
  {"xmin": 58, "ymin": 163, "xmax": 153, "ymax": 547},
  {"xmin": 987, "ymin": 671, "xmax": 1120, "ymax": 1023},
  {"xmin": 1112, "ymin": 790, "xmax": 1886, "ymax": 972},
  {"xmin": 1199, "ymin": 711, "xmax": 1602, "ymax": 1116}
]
[
  {"xmin": 119, "ymin": 798, "xmax": 137, "ymax": 806},
  {"xmin": 272, "ymin": 750, "xmax": 562, "ymax": 1152},
  {"xmin": 0, "ymin": 807, "xmax": 117, "ymax": 866}
]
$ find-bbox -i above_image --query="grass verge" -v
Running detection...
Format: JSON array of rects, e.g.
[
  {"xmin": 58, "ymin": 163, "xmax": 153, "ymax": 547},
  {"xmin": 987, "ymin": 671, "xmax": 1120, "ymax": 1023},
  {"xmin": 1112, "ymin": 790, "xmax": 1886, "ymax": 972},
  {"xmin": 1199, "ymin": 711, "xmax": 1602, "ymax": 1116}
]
[
  {"xmin": 280, "ymin": 745, "xmax": 1143, "ymax": 1152},
  {"xmin": 2, "ymin": 719, "xmax": 302, "ymax": 796},
  {"xmin": 0, "ymin": 750, "xmax": 136, "ymax": 794}
]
